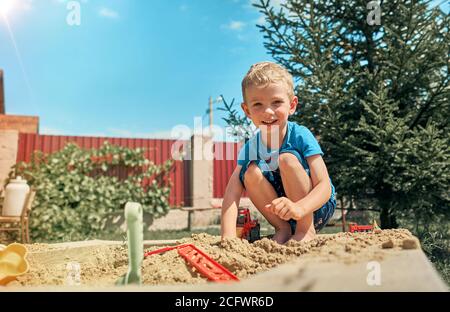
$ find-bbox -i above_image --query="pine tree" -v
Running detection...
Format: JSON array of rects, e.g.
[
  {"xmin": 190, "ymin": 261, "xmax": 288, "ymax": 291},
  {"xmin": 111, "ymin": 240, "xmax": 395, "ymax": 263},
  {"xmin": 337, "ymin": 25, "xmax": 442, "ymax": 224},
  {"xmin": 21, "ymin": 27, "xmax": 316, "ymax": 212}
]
[{"xmin": 254, "ymin": 0, "xmax": 449, "ymax": 228}]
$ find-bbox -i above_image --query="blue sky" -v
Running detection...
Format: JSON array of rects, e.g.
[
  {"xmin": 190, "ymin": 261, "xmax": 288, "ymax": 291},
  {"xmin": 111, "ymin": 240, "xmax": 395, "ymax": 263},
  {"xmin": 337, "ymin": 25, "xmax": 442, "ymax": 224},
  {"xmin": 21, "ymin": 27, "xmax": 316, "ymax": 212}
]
[
  {"xmin": 1, "ymin": 0, "xmax": 448, "ymax": 141},
  {"xmin": 1, "ymin": 0, "xmax": 280, "ymax": 141}
]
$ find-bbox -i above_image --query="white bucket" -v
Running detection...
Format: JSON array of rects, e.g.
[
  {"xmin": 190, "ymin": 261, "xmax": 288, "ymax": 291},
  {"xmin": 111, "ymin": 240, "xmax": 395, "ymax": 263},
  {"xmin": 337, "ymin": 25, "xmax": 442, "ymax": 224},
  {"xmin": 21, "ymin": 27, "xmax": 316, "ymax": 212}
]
[{"xmin": 2, "ymin": 176, "xmax": 30, "ymax": 217}]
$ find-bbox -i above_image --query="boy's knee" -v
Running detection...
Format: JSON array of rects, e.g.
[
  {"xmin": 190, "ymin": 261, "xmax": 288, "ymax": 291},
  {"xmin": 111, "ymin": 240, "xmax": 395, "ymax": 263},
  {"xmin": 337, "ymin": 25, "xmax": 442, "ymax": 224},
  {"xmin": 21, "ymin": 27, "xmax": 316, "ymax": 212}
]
[
  {"xmin": 279, "ymin": 153, "xmax": 302, "ymax": 171},
  {"xmin": 279, "ymin": 152, "xmax": 312, "ymax": 192},
  {"xmin": 243, "ymin": 162, "xmax": 263, "ymax": 185}
]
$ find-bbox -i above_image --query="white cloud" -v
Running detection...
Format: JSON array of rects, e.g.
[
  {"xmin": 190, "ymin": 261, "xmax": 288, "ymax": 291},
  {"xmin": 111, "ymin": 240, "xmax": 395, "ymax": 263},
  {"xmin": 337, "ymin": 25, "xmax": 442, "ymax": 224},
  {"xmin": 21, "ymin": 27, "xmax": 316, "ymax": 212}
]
[
  {"xmin": 237, "ymin": 33, "xmax": 247, "ymax": 41},
  {"xmin": 230, "ymin": 46, "xmax": 245, "ymax": 55},
  {"xmin": 40, "ymin": 126, "xmax": 241, "ymax": 142},
  {"xmin": 106, "ymin": 128, "xmax": 135, "ymax": 137},
  {"xmin": 99, "ymin": 7, "xmax": 119, "ymax": 19},
  {"xmin": 106, "ymin": 128, "xmax": 186, "ymax": 140},
  {"xmin": 19, "ymin": 0, "xmax": 34, "ymax": 11},
  {"xmin": 229, "ymin": 20, "xmax": 246, "ymax": 30},
  {"xmin": 40, "ymin": 126, "xmax": 108, "ymax": 137},
  {"xmin": 271, "ymin": 0, "xmax": 287, "ymax": 10},
  {"xmin": 79, "ymin": 132, "xmax": 108, "ymax": 137},
  {"xmin": 146, "ymin": 130, "xmax": 187, "ymax": 140},
  {"xmin": 53, "ymin": 0, "xmax": 89, "ymax": 4},
  {"xmin": 40, "ymin": 126, "xmax": 67, "ymax": 135},
  {"xmin": 245, "ymin": 0, "xmax": 286, "ymax": 11},
  {"xmin": 255, "ymin": 15, "xmax": 266, "ymax": 25},
  {"xmin": 222, "ymin": 20, "xmax": 246, "ymax": 31},
  {"xmin": 105, "ymin": 127, "xmax": 240, "ymax": 142}
]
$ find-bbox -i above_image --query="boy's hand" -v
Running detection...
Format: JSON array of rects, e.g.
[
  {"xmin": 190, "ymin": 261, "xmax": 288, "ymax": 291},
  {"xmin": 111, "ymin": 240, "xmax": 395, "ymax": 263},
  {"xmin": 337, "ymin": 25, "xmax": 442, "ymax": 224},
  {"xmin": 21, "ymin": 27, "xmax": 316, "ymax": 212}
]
[{"xmin": 265, "ymin": 197, "xmax": 304, "ymax": 221}]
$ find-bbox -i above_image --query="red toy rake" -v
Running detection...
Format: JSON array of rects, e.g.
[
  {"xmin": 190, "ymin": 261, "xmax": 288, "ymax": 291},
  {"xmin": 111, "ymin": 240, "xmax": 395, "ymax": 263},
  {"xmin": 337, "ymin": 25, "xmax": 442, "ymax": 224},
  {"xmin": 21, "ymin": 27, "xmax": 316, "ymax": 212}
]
[{"xmin": 144, "ymin": 244, "xmax": 239, "ymax": 283}]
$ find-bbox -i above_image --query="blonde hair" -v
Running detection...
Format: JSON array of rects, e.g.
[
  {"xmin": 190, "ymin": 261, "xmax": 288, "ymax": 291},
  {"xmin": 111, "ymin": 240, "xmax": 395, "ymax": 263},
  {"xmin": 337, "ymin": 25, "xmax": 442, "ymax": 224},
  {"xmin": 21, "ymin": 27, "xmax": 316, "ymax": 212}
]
[{"xmin": 242, "ymin": 62, "xmax": 294, "ymax": 101}]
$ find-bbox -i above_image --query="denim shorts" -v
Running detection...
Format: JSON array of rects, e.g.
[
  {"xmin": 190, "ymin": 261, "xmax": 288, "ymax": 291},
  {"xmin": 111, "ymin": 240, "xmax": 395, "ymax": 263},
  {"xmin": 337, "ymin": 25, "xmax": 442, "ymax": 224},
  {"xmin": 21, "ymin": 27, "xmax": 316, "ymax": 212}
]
[{"xmin": 239, "ymin": 157, "xmax": 336, "ymax": 233}]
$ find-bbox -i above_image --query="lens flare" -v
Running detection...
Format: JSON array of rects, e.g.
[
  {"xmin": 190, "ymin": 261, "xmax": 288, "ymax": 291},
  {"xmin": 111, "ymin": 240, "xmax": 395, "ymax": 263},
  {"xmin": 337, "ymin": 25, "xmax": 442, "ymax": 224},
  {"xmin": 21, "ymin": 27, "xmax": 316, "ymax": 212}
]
[{"xmin": 0, "ymin": 0, "xmax": 15, "ymax": 17}]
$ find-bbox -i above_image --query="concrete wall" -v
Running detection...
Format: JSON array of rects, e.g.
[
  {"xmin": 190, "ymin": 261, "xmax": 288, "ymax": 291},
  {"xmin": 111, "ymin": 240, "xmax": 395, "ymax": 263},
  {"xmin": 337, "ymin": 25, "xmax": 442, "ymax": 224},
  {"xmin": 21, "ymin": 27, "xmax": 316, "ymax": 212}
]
[
  {"xmin": 190, "ymin": 134, "xmax": 214, "ymax": 208},
  {"xmin": 0, "ymin": 130, "xmax": 19, "ymax": 193},
  {"xmin": 0, "ymin": 114, "xmax": 38, "ymax": 194}
]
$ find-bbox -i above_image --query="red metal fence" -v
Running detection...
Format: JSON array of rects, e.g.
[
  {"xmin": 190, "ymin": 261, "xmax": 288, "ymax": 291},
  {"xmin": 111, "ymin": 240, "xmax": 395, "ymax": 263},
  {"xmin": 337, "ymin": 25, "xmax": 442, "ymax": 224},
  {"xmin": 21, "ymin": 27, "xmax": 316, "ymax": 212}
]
[
  {"xmin": 16, "ymin": 134, "xmax": 243, "ymax": 206},
  {"xmin": 16, "ymin": 133, "xmax": 190, "ymax": 207}
]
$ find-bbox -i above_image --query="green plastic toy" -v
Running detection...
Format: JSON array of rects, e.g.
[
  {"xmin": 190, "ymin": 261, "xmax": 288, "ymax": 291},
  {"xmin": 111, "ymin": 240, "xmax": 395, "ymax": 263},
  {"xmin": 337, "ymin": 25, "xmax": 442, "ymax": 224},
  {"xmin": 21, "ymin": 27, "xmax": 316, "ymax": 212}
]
[{"xmin": 116, "ymin": 202, "xmax": 143, "ymax": 286}]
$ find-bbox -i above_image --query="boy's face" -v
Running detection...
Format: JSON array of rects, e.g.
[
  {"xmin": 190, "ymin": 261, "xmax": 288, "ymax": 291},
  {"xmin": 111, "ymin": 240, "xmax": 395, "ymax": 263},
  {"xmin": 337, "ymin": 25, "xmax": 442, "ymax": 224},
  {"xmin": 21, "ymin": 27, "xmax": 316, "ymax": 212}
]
[{"xmin": 241, "ymin": 82, "xmax": 297, "ymax": 132}]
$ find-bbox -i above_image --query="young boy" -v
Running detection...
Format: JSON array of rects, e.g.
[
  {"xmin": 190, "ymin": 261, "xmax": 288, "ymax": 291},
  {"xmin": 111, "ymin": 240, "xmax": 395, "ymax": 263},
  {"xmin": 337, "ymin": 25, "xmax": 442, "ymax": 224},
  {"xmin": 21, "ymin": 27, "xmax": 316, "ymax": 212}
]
[{"xmin": 221, "ymin": 62, "xmax": 336, "ymax": 244}]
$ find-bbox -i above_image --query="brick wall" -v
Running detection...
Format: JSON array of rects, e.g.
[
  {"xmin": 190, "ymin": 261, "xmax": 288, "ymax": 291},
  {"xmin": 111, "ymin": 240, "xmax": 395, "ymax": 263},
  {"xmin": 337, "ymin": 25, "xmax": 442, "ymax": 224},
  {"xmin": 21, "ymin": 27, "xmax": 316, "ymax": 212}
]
[
  {"xmin": 0, "ymin": 115, "xmax": 39, "ymax": 134},
  {"xmin": 0, "ymin": 70, "xmax": 4, "ymax": 114}
]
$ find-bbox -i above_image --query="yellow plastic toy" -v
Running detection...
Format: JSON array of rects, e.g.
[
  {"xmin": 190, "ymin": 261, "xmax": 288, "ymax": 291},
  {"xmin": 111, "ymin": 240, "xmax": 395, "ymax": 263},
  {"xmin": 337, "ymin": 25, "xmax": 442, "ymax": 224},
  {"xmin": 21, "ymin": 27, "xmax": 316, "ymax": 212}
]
[
  {"xmin": 0, "ymin": 243, "xmax": 30, "ymax": 286},
  {"xmin": 373, "ymin": 220, "xmax": 381, "ymax": 230}
]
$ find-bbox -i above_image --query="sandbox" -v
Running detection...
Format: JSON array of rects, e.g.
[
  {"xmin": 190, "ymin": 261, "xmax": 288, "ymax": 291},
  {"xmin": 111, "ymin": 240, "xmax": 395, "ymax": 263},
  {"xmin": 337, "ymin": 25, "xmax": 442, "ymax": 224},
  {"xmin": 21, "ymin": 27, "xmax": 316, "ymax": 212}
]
[{"xmin": 3, "ymin": 229, "xmax": 448, "ymax": 291}]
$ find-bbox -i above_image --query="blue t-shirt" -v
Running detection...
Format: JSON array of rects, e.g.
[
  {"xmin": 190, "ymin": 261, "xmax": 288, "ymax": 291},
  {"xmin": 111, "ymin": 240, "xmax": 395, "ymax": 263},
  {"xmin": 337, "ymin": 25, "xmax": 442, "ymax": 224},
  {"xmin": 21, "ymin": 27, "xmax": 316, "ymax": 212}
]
[{"xmin": 237, "ymin": 121, "xmax": 335, "ymax": 197}]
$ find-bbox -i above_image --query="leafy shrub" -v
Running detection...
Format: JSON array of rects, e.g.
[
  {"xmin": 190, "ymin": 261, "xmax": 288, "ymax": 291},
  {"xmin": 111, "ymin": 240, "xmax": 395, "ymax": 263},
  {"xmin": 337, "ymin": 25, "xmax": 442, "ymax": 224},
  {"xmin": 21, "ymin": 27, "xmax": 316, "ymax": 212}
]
[{"xmin": 9, "ymin": 142, "xmax": 173, "ymax": 241}]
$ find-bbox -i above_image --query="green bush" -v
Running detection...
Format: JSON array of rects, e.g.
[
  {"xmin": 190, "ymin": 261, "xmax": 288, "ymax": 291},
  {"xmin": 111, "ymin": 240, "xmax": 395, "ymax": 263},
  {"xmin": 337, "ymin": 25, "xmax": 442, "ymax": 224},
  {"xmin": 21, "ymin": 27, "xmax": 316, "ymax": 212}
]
[{"xmin": 9, "ymin": 142, "xmax": 173, "ymax": 242}]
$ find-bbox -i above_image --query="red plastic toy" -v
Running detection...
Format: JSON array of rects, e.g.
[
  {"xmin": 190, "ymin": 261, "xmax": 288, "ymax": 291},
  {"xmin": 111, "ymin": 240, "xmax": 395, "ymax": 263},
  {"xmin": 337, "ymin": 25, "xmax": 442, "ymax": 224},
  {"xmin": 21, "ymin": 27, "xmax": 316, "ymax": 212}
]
[
  {"xmin": 349, "ymin": 223, "xmax": 374, "ymax": 233},
  {"xmin": 236, "ymin": 208, "xmax": 260, "ymax": 242},
  {"xmin": 144, "ymin": 244, "xmax": 239, "ymax": 283}
]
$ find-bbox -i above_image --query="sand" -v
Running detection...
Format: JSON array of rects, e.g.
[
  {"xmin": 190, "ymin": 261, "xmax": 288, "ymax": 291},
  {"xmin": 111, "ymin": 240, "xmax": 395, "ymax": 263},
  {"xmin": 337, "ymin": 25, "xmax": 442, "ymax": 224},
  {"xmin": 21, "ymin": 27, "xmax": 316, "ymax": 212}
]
[{"xmin": 6, "ymin": 229, "xmax": 419, "ymax": 287}]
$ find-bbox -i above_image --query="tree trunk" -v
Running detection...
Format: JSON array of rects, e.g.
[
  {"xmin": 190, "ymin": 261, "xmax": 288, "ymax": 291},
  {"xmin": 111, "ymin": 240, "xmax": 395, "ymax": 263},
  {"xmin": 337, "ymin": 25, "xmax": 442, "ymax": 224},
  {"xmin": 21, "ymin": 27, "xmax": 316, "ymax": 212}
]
[{"xmin": 380, "ymin": 205, "xmax": 398, "ymax": 229}]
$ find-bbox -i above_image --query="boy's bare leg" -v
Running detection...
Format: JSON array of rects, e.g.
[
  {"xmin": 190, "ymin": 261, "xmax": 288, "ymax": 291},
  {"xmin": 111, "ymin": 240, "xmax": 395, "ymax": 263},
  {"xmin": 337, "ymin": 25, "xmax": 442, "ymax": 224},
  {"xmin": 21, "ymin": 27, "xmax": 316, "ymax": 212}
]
[
  {"xmin": 278, "ymin": 153, "xmax": 316, "ymax": 242},
  {"xmin": 244, "ymin": 163, "xmax": 292, "ymax": 244}
]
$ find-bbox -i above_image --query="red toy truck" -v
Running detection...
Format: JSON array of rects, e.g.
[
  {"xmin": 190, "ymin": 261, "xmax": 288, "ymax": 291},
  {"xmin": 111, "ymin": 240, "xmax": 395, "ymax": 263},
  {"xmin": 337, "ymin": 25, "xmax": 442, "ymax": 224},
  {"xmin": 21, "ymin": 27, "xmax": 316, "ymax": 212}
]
[{"xmin": 236, "ymin": 208, "xmax": 260, "ymax": 242}]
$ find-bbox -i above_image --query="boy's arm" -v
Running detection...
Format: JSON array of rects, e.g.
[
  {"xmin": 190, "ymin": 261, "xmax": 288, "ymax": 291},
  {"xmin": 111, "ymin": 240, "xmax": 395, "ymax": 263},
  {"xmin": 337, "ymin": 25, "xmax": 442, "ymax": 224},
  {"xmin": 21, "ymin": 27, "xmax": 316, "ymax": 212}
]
[
  {"xmin": 297, "ymin": 154, "xmax": 332, "ymax": 216},
  {"xmin": 221, "ymin": 165, "xmax": 244, "ymax": 239}
]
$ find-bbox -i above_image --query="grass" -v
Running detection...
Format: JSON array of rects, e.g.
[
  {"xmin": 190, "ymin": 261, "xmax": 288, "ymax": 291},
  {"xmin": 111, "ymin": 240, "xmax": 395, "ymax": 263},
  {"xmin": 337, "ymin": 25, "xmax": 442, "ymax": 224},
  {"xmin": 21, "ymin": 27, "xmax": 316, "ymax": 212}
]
[
  {"xmin": 405, "ymin": 221, "xmax": 450, "ymax": 286},
  {"xmin": 318, "ymin": 225, "xmax": 343, "ymax": 234},
  {"xmin": 92, "ymin": 227, "xmax": 222, "ymax": 242},
  {"xmin": 96, "ymin": 222, "xmax": 342, "ymax": 242},
  {"xmin": 144, "ymin": 227, "xmax": 221, "ymax": 240}
]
